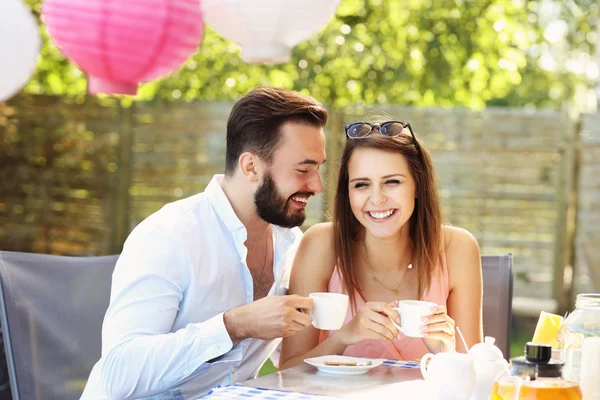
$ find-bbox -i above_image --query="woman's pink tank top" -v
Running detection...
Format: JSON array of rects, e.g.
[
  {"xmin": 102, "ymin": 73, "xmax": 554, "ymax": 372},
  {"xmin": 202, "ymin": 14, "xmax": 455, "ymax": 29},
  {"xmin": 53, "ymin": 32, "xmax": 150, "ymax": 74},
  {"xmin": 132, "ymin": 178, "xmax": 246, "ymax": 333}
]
[{"xmin": 318, "ymin": 248, "xmax": 449, "ymax": 361}]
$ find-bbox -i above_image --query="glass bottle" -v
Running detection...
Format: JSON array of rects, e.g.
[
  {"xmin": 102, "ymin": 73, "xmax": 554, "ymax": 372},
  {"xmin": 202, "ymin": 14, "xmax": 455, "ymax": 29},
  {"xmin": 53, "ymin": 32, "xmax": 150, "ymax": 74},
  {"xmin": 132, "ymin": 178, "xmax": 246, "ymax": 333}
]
[{"xmin": 558, "ymin": 293, "xmax": 600, "ymax": 383}]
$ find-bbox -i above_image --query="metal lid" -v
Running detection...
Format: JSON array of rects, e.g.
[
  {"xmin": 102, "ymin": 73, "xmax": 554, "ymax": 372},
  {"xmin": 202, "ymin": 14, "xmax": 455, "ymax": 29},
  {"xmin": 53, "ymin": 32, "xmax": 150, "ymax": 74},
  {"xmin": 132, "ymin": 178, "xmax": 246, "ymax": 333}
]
[
  {"xmin": 509, "ymin": 342, "xmax": 564, "ymax": 379},
  {"xmin": 525, "ymin": 342, "xmax": 552, "ymax": 364},
  {"xmin": 510, "ymin": 356, "xmax": 564, "ymax": 378}
]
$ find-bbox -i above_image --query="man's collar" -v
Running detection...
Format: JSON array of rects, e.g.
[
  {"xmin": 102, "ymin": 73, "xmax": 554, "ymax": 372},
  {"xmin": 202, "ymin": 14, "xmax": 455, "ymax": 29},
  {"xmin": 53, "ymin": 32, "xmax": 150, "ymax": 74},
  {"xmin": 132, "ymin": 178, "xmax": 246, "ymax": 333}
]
[
  {"xmin": 206, "ymin": 174, "xmax": 300, "ymax": 247},
  {"xmin": 206, "ymin": 175, "xmax": 245, "ymax": 233},
  {"xmin": 272, "ymin": 225, "xmax": 299, "ymax": 247}
]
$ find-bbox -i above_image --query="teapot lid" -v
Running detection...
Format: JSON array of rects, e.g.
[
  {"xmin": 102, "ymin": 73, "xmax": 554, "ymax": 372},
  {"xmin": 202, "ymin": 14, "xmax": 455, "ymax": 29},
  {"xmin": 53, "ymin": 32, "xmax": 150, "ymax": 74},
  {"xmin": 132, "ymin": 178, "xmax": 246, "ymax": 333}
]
[{"xmin": 469, "ymin": 336, "xmax": 505, "ymax": 361}]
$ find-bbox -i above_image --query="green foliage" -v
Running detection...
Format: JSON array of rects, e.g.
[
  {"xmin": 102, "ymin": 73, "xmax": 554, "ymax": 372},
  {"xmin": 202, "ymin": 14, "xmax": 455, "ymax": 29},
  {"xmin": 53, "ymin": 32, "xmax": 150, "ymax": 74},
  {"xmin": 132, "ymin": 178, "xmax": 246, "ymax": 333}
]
[
  {"xmin": 258, "ymin": 359, "xmax": 278, "ymax": 377},
  {"xmin": 23, "ymin": 0, "xmax": 596, "ymax": 109}
]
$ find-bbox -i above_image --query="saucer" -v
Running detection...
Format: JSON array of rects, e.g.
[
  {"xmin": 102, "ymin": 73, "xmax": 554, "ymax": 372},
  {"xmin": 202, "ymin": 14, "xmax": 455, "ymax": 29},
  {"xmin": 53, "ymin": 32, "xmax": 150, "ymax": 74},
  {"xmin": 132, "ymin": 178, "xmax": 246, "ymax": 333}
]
[{"xmin": 304, "ymin": 355, "xmax": 383, "ymax": 375}]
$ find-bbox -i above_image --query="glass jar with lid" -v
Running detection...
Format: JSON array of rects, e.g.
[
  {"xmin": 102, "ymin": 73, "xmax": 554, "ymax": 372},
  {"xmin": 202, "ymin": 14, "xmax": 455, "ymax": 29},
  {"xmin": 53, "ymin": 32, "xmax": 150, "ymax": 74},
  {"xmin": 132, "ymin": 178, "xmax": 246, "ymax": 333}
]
[{"xmin": 558, "ymin": 293, "xmax": 600, "ymax": 382}]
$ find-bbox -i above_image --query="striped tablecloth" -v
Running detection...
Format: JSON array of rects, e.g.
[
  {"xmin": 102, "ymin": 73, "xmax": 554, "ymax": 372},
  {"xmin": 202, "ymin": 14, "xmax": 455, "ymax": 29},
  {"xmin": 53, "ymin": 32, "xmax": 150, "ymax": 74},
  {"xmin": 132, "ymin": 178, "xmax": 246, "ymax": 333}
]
[{"xmin": 202, "ymin": 385, "xmax": 340, "ymax": 399}]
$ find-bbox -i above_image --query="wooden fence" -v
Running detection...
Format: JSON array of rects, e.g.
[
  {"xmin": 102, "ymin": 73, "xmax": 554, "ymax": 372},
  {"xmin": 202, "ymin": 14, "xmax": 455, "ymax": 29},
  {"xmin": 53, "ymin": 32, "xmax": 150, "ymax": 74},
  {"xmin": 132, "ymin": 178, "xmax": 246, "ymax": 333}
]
[
  {"xmin": 0, "ymin": 95, "xmax": 598, "ymax": 311},
  {"xmin": 574, "ymin": 114, "xmax": 600, "ymax": 297}
]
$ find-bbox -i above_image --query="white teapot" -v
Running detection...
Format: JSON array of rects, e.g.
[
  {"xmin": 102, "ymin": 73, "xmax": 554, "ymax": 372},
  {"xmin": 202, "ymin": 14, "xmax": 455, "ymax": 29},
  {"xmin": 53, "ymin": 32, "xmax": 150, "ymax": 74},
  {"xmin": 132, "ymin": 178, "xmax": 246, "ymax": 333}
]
[
  {"xmin": 420, "ymin": 351, "xmax": 477, "ymax": 400},
  {"xmin": 468, "ymin": 336, "xmax": 510, "ymax": 400}
]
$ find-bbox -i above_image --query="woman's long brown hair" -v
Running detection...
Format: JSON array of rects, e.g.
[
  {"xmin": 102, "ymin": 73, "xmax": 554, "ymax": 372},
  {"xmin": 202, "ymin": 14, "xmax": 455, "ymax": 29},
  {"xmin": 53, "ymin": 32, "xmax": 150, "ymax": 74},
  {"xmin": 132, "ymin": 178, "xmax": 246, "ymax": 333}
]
[{"xmin": 333, "ymin": 132, "xmax": 443, "ymax": 312}]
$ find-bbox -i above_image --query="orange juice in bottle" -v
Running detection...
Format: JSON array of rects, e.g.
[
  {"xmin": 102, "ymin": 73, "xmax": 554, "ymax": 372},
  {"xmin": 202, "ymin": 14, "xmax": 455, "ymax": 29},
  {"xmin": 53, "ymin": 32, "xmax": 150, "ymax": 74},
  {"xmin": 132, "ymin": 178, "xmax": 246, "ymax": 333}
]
[{"xmin": 491, "ymin": 377, "xmax": 582, "ymax": 400}]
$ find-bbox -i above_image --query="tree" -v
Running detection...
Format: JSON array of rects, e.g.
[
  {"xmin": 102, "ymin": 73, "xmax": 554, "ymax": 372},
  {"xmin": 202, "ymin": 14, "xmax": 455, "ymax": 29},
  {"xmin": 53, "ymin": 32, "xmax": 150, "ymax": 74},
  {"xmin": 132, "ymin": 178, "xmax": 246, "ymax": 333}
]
[{"xmin": 22, "ymin": 0, "xmax": 596, "ymax": 109}]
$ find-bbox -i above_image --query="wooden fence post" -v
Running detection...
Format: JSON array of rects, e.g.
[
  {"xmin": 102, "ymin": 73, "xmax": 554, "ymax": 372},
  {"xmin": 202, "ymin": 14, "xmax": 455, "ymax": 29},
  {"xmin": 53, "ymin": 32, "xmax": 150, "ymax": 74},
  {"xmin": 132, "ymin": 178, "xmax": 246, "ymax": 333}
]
[
  {"xmin": 552, "ymin": 116, "xmax": 579, "ymax": 315},
  {"xmin": 322, "ymin": 109, "xmax": 345, "ymax": 221},
  {"xmin": 109, "ymin": 103, "xmax": 135, "ymax": 254},
  {"xmin": 565, "ymin": 118, "xmax": 583, "ymax": 307}
]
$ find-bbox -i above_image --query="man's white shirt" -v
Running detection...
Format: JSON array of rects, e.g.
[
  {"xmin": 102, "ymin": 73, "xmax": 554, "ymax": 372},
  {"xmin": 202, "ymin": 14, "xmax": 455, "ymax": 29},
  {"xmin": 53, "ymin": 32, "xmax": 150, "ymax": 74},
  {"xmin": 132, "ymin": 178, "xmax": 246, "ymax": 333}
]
[{"xmin": 81, "ymin": 175, "xmax": 302, "ymax": 400}]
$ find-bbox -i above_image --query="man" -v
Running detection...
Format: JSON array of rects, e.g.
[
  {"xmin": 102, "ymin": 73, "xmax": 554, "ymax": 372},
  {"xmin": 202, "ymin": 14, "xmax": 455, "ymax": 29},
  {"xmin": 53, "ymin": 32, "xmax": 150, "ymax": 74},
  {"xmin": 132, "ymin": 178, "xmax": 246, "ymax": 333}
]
[{"xmin": 81, "ymin": 87, "xmax": 328, "ymax": 399}]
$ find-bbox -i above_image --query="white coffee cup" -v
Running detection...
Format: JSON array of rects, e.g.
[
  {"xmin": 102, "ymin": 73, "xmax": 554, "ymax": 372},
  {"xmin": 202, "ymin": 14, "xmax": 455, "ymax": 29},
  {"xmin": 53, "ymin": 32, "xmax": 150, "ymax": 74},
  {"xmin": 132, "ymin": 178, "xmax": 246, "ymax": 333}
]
[
  {"xmin": 309, "ymin": 292, "xmax": 349, "ymax": 330},
  {"xmin": 390, "ymin": 300, "xmax": 437, "ymax": 338}
]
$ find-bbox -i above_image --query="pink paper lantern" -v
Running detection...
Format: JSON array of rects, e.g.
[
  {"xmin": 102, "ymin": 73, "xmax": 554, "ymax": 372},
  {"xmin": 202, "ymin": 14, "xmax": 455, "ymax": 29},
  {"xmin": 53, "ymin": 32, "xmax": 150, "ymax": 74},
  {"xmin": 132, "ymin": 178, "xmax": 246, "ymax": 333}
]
[{"xmin": 42, "ymin": 0, "xmax": 204, "ymax": 95}]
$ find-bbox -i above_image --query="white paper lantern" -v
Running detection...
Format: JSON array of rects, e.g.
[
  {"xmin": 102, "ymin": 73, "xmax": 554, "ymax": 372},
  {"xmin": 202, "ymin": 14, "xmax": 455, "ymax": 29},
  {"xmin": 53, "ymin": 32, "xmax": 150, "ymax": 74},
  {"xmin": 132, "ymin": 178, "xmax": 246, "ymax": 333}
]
[
  {"xmin": 0, "ymin": 0, "xmax": 40, "ymax": 102},
  {"xmin": 202, "ymin": 0, "xmax": 340, "ymax": 64}
]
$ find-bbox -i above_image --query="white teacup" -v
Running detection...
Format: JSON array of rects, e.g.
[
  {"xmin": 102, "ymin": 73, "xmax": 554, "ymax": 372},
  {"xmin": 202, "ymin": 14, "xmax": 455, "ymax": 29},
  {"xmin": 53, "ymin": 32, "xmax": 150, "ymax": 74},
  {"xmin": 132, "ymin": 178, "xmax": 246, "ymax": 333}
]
[
  {"xmin": 309, "ymin": 292, "xmax": 349, "ymax": 330},
  {"xmin": 390, "ymin": 300, "xmax": 437, "ymax": 338}
]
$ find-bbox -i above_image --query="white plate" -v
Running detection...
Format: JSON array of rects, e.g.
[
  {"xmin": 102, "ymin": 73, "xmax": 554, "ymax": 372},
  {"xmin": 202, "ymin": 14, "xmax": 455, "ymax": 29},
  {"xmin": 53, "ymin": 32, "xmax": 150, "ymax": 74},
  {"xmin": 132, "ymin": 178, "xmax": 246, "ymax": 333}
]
[{"xmin": 304, "ymin": 355, "xmax": 383, "ymax": 375}]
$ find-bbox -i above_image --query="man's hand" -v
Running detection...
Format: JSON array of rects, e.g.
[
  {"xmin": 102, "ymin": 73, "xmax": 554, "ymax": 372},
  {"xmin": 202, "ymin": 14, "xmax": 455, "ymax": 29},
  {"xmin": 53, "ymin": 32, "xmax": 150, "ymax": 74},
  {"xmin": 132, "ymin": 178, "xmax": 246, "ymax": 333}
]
[{"xmin": 223, "ymin": 295, "xmax": 313, "ymax": 343}]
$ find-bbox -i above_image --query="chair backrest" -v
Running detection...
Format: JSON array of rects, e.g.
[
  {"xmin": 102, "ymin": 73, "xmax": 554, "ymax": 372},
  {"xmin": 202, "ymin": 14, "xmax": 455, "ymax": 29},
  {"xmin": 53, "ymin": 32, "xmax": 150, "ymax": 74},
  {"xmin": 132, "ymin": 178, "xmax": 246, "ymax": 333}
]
[
  {"xmin": 0, "ymin": 251, "xmax": 118, "ymax": 400},
  {"xmin": 481, "ymin": 254, "xmax": 514, "ymax": 359}
]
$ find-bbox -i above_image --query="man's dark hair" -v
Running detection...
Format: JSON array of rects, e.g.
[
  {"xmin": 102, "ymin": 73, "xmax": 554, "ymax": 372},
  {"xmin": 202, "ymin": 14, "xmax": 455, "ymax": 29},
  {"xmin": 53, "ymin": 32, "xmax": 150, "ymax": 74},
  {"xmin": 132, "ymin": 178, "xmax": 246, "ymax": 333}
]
[{"xmin": 225, "ymin": 87, "xmax": 328, "ymax": 175}]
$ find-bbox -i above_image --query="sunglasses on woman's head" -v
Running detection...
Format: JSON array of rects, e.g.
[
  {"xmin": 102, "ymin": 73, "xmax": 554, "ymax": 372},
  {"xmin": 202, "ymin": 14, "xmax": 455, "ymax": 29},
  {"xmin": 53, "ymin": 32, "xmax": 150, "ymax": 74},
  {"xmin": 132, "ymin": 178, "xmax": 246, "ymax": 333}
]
[{"xmin": 344, "ymin": 120, "xmax": 423, "ymax": 159}]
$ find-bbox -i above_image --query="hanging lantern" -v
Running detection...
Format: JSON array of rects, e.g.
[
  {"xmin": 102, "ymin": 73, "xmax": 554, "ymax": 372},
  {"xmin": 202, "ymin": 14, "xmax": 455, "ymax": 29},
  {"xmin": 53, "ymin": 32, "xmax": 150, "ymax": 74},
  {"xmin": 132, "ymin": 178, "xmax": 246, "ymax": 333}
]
[
  {"xmin": 202, "ymin": 0, "xmax": 340, "ymax": 64},
  {"xmin": 0, "ymin": 0, "xmax": 40, "ymax": 102},
  {"xmin": 42, "ymin": 0, "xmax": 204, "ymax": 95}
]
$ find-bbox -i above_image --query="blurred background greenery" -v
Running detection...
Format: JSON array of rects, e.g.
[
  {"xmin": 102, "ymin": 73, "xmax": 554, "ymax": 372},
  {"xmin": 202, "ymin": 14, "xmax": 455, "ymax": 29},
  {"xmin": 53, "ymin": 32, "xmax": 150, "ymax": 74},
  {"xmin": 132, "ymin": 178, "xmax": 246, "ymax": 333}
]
[{"xmin": 21, "ymin": 0, "xmax": 599, "ymax": 111}]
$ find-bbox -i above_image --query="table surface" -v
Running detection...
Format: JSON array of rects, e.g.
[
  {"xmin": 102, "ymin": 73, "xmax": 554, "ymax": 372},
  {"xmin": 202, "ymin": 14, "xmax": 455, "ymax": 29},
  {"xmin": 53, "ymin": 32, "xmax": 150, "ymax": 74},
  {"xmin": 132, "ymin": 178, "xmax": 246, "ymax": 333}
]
[{"xmin": 241, "ymin": 361, "xmax": 437, "ymax": 399}]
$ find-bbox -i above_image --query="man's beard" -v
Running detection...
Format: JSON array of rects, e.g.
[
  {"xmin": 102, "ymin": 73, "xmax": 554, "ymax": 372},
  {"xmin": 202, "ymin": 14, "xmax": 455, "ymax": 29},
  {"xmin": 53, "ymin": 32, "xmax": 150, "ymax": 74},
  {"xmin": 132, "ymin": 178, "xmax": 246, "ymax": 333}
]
[{"xmin": 254, "ymin": 172, "xmax": 312, "ymax": 228}]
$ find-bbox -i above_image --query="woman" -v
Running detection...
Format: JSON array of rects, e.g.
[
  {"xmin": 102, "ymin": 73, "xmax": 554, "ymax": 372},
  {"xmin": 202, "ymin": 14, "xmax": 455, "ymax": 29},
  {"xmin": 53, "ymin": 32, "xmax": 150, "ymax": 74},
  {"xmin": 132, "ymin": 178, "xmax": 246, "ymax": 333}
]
[{"xmin": 279, "ymin": 120, "xmax": 483, "ymax": 369}]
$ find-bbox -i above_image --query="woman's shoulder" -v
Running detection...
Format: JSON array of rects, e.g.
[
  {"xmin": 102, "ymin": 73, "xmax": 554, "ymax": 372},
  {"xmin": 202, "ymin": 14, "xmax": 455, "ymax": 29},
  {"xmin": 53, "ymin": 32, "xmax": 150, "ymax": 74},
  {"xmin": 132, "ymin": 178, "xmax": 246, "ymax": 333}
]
[
  {"xmin": 295, "ymin": 222, "xmax": 336, "ymax": 267},
  {"xmin": 290, "ymin": 222, "xmax": 336, "ymax": 290},
  {"xmin": 301, "ymin": 222, "xmax": 335, "ymax": 249},
  {"xmin": 441, "ymin": 225, "xmax": 481, "ymax": 284},
  {"xmin": 442, "ymin": 225, "xmax": 479, "ymax": 253}
]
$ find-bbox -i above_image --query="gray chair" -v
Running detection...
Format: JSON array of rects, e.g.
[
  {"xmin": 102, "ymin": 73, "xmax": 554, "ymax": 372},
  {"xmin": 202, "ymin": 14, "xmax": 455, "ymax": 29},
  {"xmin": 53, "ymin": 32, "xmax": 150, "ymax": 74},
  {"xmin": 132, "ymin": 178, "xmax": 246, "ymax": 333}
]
[
  {"xmin": 481, "ymin": 254, "xmax": 514, "ymax": 359},
  {"xmin": 0, "ymin": 251, "xmax": 118, "ymax": 400}
]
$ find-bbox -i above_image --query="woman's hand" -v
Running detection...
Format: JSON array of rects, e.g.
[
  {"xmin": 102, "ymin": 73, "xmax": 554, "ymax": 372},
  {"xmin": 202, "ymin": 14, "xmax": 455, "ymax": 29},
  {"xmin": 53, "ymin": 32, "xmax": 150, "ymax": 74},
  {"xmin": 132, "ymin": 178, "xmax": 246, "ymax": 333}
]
[
  {"xmin": 336, "ymin": 301, "xmax": 399, "ymax": 346},
  {"xmin": 420, "ymin": 305, "xmax": 456, "ymax": 353}
]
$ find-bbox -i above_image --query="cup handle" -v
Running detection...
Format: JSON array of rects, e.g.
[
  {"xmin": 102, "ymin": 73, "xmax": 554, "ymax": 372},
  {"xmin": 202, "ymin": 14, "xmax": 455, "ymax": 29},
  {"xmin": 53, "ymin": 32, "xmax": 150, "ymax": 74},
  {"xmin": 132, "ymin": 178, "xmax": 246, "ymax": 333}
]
[
  {"xmin": 389, "ymin": 316, "xmax": 405, "ymax": 335},
  {"xmin": 420, "ymin": 353, "xmax": 434, "ymax": 380},
  {"xmin": 309, "ymin": 309, "xmax": 317, "ymax": 328}
]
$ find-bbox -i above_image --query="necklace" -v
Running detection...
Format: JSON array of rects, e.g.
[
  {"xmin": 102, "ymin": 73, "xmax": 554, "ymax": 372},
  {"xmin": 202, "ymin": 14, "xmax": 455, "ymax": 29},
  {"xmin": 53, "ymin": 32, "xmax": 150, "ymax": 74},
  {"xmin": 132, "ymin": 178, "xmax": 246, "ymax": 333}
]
[
  {"xmin": 253, "ymin": 227, "xmax": 270, "ymax": 300},
  {"xmin": 364, "ymin": 243, "xmax": 413, "ymax": 295}
]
